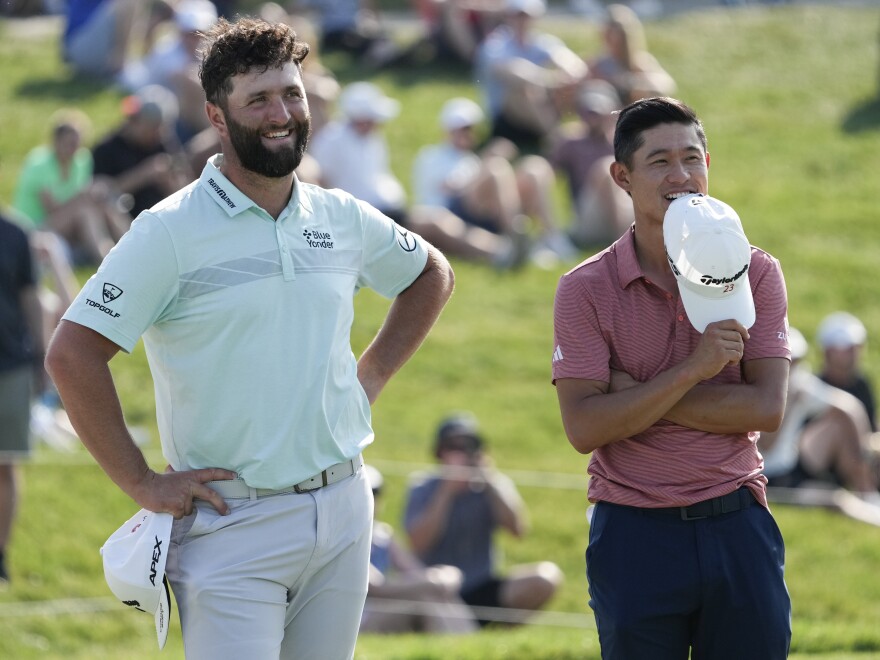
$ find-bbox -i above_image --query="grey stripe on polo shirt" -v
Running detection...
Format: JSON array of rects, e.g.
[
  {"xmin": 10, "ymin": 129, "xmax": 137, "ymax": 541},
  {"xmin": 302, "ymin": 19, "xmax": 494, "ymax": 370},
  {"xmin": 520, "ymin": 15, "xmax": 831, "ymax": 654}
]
[{"xmin": 179, "ymin": 249, "xmax": 362, "ymax": 300}]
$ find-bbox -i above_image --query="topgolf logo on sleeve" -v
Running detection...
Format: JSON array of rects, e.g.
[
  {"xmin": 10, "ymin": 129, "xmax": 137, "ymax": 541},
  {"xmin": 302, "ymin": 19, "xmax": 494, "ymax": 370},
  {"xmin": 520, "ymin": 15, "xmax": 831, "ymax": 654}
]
[{"xmin": 103, "ymin": 283, "xmax": 123, "ymax": 303}]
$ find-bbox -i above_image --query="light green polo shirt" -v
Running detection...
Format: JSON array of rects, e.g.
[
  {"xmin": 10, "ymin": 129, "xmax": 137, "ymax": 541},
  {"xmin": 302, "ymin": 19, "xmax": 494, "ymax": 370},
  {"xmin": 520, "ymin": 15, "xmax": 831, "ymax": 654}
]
[
  {"xmin": 64, "ymin": 155, "xmax": 429, "ymax": 488},
  {"xmin": 13, "ymin": 145, "xmax": 93, "ymax": 226}
]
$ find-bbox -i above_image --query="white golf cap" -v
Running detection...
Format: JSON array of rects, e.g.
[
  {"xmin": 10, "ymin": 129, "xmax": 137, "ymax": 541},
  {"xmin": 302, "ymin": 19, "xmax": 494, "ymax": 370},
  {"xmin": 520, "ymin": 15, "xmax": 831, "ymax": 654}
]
[
  {"xmin": 506, "ymin": 0, "xmax": 546, "ymax": 16},
  {"xmin": 788, "ymin": 327, "xmax": 808, "ymax": 361},
  {"xmin": 663, "ymin": 194, "xmax": 755, "ymax": 333},
  {"xmin": 817, "ymin": 311, "xmax": 867, "ymax": 349},
  {"xmin": 101, "ymin": 509, "xmax": 174, "ymax": 649},
  {"xmin": 439, "ymin": 97, "xmax": 484, "ymax": 131},
  {"xmin": 175, "ymin": 0, "xmax": 218, "ymax": 32},
  {"xmin": 339, "ymin": 82, "xmax": 400, "ymax": 123}
]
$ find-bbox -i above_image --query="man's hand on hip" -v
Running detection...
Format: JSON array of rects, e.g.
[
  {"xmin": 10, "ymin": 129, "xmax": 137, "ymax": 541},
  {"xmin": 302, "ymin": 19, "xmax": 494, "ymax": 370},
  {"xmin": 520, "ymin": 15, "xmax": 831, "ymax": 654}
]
[{"xmin": 131, "ymin": 466, "xmax": 237, "ymax": 518}]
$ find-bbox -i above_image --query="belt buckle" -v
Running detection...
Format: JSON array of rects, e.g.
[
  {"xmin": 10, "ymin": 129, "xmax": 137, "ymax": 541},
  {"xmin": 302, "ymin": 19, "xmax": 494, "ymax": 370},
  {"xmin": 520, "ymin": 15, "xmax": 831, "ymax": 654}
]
[
  {"xmin": 680, "ymin": 507, "xmax": 707, "ymax": 521},
  {"xmin": 293, "ymin": 480, "xmax": 317, "ymax": 494}
]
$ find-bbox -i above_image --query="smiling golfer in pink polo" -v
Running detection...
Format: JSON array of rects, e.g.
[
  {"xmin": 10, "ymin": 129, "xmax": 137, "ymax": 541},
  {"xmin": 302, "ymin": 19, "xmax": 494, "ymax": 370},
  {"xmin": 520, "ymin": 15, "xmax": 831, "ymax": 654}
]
[{"xmin": 552, "ymin": 97, "xmax": 792, "ymax": 659}]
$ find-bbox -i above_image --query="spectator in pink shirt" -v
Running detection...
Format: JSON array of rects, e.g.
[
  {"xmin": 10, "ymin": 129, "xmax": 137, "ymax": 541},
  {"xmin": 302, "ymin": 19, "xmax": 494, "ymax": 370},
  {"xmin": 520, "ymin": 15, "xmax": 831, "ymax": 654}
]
[{"xmin": 552, "ymin": 97, "xmax": 791, "ymax": 659}]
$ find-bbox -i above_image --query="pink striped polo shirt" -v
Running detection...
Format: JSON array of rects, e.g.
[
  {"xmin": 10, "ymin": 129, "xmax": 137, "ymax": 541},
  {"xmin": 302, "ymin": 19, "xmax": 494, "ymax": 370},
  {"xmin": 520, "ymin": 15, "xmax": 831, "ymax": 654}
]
[{"xmin": 552, "ymin": 227, "xmax": 790, "ymax": 509}]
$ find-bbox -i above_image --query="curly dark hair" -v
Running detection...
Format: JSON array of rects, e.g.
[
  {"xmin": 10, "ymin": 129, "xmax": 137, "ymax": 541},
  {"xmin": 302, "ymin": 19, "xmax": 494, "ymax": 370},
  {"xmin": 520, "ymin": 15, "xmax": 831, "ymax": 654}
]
[
  {"xmin": 613, "ymin": 97, "xmax": 706, "ymax": 169},
  {"xmin": 198, "ymin": 17, "xmax": 310, "ymax": 108}
]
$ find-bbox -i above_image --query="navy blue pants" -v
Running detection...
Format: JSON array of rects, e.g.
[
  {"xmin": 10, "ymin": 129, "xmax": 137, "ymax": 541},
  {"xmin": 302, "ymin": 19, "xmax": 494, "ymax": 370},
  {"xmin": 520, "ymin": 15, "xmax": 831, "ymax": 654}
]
[{"xmin": 586, "ymin": 496, "xmax": 791, "ymax": 660}]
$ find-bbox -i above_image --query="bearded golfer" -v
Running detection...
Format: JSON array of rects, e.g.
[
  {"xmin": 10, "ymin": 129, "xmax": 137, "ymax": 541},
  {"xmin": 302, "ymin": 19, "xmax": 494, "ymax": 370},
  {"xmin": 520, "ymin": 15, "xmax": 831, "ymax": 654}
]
[{"xmin": 46, "ymin": 17, "xmax": 454, "ymax": 659}]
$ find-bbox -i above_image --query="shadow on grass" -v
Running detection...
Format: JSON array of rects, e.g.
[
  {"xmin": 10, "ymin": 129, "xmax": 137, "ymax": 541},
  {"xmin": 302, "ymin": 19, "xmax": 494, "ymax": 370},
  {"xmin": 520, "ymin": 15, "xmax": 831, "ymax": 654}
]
[
  {"xmin": 841, "ymin": 95, "xmax": 880, "ymax": 133},
  {"xmin": 323, "ymin": 38, "xmax": 473, "ymax": 89},
  {"xmin": 15, "ymin": 73, "xmax": 112, "ymax": 103}
]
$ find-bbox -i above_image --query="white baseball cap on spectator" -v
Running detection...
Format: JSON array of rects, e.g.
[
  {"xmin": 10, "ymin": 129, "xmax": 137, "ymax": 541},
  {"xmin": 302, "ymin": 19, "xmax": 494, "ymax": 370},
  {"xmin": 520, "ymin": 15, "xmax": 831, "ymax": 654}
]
[
  {"xmin": 663, "ymin": 194, "xmax": 755, "ymax": 333},
  {"xmin": 339, "ymin": 82, "xmax": 400, "ymax": 123},
  {"xmin": 440, "ymin": 98, "xmax": 484, "ymax": 132},
  {"xmin": 101, "ymin": 509, "xmax": 174, "ymax": 649},
  {"xmin": 817, "ymin": 311, "xmax": 867, "ymax": 350},
  {"xmin": 506, "ymin": 0, "xmax": 546, "ymax": 16},
  {"xmin": 175, "ymin": 0, "xmax": 218, "ymax": 32},
  {"xmin": 788, "ymin": 326, "xmax": 808, "ymax": 362},
  {"xmin": 576, "ymin": 80, "xmax": 620, "ymax": 115}
]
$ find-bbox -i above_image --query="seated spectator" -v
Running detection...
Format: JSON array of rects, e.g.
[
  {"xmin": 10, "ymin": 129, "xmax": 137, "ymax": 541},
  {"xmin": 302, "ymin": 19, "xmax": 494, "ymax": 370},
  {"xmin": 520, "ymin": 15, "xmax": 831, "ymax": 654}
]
[
  {"xmin": 817, "ymin": 311, "xmax": 876, "ymax": 431},
  {"xmin": 92, "ymin": 84, "xmax": 195, "ymax": 218},
  {"xmin": 360, "ymin": 464, "xmax": 478, "ymax": 635},
  {"xmin": 404, "ymin": 413, "xmax": 564, "ymax": 627},
  {"xmin": 585, "ymin": 3, "xmax": 676, "ymax": 105},
  {"xmin": 119, "ymin": 0, "xmax": 220, "ymax": 143},
  {"xmin": 309, "ymin": 82, "xmax": 408, "ymax": 223},
  {"xmin": 62, "ymin": 0, "xmax": 174, "ymax": 80},
  {"xmin": 474, "ymin": 0, "xmax": 587, "ymax": 152},
  {"xmin": 13, "ymin": 109, "xmax": 131, "ymax": 264},
  {"xmin": 546, "ymin": 80, "xmax": 633, "ymax": 249},
  {"xmin": 759, "ymin": 328, "xmax": 880, "ymax": 501},
  {"xmin": 312, "ymin": 0, "xmax": 399, "ymax": 66},
  {"xmin": 413, "ymin": 97, "xmax": 576, "ymax": 267},
  {"xmin": 405, "ymin": 0, "xmax": 505, "ymax": 67}
]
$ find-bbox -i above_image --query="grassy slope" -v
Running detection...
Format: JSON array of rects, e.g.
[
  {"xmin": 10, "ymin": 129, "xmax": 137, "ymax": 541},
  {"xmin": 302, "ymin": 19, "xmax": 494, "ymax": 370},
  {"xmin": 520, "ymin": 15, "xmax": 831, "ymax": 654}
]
[{"xmin": 2, "ymin": 5, "xmax": 880, "ymax": 658}]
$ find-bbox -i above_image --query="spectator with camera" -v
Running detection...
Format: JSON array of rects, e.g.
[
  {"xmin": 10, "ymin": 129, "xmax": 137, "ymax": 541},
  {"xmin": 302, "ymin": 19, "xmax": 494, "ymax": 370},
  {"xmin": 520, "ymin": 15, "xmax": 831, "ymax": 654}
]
[{"xmin": 403, "ymin": 413, "xmax": 563, "ymax": 626}]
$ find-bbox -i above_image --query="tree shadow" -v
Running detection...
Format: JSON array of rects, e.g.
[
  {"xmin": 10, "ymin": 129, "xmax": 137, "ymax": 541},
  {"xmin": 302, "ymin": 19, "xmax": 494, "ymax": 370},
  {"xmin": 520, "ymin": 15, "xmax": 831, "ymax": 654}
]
[{"xmin": 841, "ymin": 95, "xmax": 880, "ymax": 134}]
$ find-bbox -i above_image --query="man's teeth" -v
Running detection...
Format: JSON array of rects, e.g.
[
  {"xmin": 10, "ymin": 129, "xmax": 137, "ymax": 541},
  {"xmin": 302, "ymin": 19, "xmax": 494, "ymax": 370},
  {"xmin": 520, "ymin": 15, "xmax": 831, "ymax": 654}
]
[
  {"xmin": 265, "ymin": 130, "xmax": 290, "ymax": 139},
  {"xmin": 666, "ymin": 192, "xmax": 693, "ymax": 200}
]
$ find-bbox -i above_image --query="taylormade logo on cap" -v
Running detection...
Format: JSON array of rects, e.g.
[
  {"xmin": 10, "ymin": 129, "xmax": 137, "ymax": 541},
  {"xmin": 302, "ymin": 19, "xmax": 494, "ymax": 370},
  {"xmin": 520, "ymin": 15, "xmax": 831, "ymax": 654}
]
[
  {"xmin": 101, "ymin": 508, "xmax": 174, "ymax": 649},
  {"xmin": 663, "ymin": 194, "xmax": 755, "ymax": 333}
]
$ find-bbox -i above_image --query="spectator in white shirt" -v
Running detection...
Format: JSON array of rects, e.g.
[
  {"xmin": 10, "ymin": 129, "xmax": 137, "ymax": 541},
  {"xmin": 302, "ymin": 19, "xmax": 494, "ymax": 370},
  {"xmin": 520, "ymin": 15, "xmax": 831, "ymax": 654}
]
[
  {"xmin": 309, "ymin": 82, "xmax": 408, "ymax": 223},
  {"xmin": 413, "ymin": 97, "xmax": 576, "ymax": 266}
]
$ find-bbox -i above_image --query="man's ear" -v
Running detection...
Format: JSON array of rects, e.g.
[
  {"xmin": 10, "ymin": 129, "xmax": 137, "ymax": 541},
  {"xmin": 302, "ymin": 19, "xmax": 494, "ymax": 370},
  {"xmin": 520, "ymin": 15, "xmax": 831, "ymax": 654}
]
[
  {"xmin": 609, "ymin": 160, "xmax": 631, "ymax": 194},
  {"xmin": 706, "ymin": 152, "xmax": 711, "ymax": 168},
  {"xmin": 205, "ymin": 101, "xmax": 227, "ymax": 138}
]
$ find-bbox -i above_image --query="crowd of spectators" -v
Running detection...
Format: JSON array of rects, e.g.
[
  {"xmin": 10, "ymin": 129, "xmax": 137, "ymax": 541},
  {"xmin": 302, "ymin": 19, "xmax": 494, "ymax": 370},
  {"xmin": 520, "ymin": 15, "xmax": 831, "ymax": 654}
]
[{"xmin": 2, "ymin": 0, "xmax": 877, "ymax": 623}]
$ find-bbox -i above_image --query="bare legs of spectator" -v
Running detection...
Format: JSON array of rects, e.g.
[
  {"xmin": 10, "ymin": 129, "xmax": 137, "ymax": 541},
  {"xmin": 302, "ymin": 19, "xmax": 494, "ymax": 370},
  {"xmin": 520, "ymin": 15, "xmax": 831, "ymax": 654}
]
[
  {"xmin": 461, "ymin": 153, "xmax": 526, "ymax": 235},
  {"xmin": 43, "ymin": 186, "xmax": 131, "ymax": 264},
  {"xmin": 496, "ymin": 561, "xmax": 564, "ymax": 625},
  {"xmin": 514, "ymin": 154, "xmax": 577, "ymax": 259},
  {"xmin": 408, "ymin": 205, "xmax": 528, "ymax": 269},
  {"xmin": 570, "ymin": 155, "xmax": 635, "ymax": 249},
  {"xmin": 799, "ymin": 390, "xmax": 880, "ymax": 495},
  {"xmin": 495, "ymin": 61, "xmax": 565, "ymax": 139},
  {"xmin": 361, "ymin": 565, "xmax": 478, "ymax": 634}
]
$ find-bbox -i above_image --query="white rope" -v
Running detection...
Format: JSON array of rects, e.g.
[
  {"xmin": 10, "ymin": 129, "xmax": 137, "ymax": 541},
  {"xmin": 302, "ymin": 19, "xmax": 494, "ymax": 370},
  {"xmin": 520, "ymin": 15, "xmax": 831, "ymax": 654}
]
[
  {"xmin": 0, "ymin": 597, "xmax": 119, "ymax": 619},
  {"xmin": 363, "ymin": 598, "xmax": 595, "ymax": 629}
]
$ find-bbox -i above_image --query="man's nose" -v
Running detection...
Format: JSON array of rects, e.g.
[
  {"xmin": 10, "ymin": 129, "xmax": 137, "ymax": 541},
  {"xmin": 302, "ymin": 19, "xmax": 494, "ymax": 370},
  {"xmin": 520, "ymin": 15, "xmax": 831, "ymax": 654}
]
[
  {"xmin": 267, "ymin": 97, "xmax": 292, "ymax": 124},
  {"xmin": 666, "ymin": 160, "xmax": 690, "ymax": 183}
]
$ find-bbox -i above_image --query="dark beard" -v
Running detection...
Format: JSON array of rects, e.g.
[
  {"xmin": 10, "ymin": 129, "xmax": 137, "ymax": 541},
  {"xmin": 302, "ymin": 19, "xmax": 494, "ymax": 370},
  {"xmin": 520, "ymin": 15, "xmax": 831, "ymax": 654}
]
[{"xmin": 225, "ymin": 111, "xmax": 311, "ymax": 178}]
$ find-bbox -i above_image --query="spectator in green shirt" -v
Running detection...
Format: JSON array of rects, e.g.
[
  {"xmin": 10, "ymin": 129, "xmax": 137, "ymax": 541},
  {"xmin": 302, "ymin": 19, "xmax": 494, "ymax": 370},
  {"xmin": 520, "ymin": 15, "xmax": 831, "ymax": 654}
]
[{"xmin": 13, "ymin": 109, "xmax": 131, "ymax": 265}]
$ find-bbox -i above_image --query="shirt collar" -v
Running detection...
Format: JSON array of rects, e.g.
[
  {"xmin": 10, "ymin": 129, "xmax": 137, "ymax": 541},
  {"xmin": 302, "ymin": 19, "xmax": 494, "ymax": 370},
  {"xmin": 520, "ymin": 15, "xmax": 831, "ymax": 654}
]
[
  {"xmin": 615, "ymin": 225, "xmax": 644, "ymax": 289},
  {"xmin": 198, "ymin": 155, "xmax": 254, "ymax": 217},
  {"xmin": 199, "ymin": 154, "xmax": 314, "ymax": 219}
]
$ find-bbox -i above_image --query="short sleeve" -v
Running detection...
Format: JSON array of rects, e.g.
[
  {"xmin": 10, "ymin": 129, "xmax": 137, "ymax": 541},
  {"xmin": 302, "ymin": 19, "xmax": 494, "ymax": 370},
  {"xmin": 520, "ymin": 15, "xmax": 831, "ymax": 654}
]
[
  {"xmin": 357, "ymin": 200, "xmax": 429, "ymax": 299},
  {"xmin": 62, "ymin": 212, "xmax": 179, "ymax": 353},
  {"xmin": 744, "ymin": 250, "xmax": 790, "ymax": 362},
  {"xmin": 552, "ymin": 271, "xmax": 611, "ymax": 384}
]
